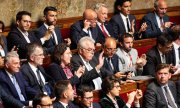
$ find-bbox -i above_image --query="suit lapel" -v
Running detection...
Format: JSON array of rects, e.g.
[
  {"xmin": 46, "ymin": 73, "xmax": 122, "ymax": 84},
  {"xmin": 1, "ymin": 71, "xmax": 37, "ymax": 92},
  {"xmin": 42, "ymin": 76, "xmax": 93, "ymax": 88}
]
[
  {"xmin": 27, "ymin": 64, "xmax": 40, "ymax": 85},
  {"xmin": 118, "ymin": 15, "xmax": 126, "ymax": 33}
]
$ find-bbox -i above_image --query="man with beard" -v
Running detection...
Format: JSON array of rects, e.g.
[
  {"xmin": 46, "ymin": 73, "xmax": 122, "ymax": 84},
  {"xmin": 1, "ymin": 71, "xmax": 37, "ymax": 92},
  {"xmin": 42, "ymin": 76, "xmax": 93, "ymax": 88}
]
[{"xmin": 116, "ymin": 33, "xmax": 147, "ymax": 77}]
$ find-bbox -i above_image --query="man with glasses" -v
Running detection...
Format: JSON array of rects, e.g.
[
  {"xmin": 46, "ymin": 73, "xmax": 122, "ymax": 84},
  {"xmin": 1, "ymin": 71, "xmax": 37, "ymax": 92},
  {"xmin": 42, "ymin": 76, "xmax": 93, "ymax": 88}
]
[
  {"xmin": 21, "ymin": 43, "xmax": 54, "ymax": 96},
  {"xmin": 143, "ymin": 34, "xmax": 174, "ymax": 76},
  {"xmin": 116, "ymin": 33, "xmax": 147, "ymax": 77},
  {"xmin": 33, "ymin": 93, "xmax": 53, "ymax": 108},
  {"xmin": 100, "ymin": 75, "xmax": 142, "ymax": 108},
  {"xmin": 7, "ymin": 11, "xmax": 51, "ymax": 59},
  {"xmin": 70, "ymin": 9, "xmax": 101, "ymax": 49},
  {"xmin": 142, "ymin": 0, "xmax": 174, "ymax": 38},
  {"xmin": 71, "ymin": 36, "xmax": 106, "ymax": 90},
  {"xmin": 76, "ymin": 85, "xmax": 101, "ymax": 108}
]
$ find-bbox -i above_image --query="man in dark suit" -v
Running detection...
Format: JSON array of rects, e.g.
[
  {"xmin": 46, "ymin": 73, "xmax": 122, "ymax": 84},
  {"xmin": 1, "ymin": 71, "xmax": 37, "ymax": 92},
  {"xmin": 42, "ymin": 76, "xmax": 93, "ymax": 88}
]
[
  {"xmin": 142, "ymin": 0, "xmax": 174, "ymax": 38},
  {"xmin": 0, "ymin": 51, "xmax": 37, "ymax": 106},
  {"xmin": 176, "ymin": 80, "xmax": 180, "ymax": 107},
  {"xmin": 94, "ymin": 3, "xmax": 114, "ymax": 44},
  {"xmin": 71, "ymin": 36, "xmax": 107, "ymax": 90},
  {"xmin": 143, "ymin": 34, "xmax": 173, "ymax": 76},
  {"xmin": 110, "ymin": 0, "xmax": 147, "ymax": 40},
  {"xmin": 20, "ymin": 43, "xmax": 54, "ymax": 96},
  {"xmin": 36, "ymin": 6, "xmax": 71, "ymax": 54},
  {"xmin": 53, "ymin": 80, "xmax": 78, "ymax": 108},
  {"xmin": 76, "ymin": 85, "xmax": 101, "ymax": 108},
  {"xmin": 143, "ymin": 63, "xmax": 179, "ymax": 108},
  {"xmin": 70, "ymin": 9, "xmax": 101, "ymax": 49},
  {"xmin": 7, "ymin": 11, "xmax": 51, "ymax": 59}
]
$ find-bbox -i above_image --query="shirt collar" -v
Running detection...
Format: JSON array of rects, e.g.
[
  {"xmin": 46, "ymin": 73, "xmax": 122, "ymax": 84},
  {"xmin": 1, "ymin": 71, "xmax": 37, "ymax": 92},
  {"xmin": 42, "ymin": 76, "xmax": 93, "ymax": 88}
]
[
  {"xmin": 44, "ymin": 23, "xmax": 49, "ymax": 29},
  {"xmin": 120, "ymin": 12, "xmax": 129, "ymax": 20},
  {"xmin": 173, "ymin": 42, "xmax": 180, "ymax": 50},
  {"xmin": 59, "ymin": 101, "xmax": 68, "ymax": 108},
  {"xmin": 28, "ymin": 62, "xmax": 38, "ymax": 72}
]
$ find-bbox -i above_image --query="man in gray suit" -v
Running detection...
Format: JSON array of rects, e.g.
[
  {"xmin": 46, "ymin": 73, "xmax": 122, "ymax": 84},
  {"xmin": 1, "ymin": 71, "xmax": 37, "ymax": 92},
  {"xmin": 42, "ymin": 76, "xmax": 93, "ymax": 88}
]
[{"xmin": 116, "ymin": 33, "xmax": 146, "ymax": 76}]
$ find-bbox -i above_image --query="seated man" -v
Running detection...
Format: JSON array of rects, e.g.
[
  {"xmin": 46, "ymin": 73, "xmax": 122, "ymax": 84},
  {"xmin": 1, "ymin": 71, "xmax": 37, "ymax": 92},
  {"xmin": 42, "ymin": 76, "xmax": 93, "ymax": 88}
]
[
  {"xmin": 143, "ymin": 63, "xmax": 179, "ymax": 108},
  {"xmin": 20, "ymin": 43, "xmax": 54, "ymax": 96},
  {"xmin": 176, "ymin": 80, "xmax": 180, "ymax": 106},
  {"xmin": 142, "ymin": 0, "xmax": 174, "ymax": 38},
  {"xmin": 76, "ymin": 85, "xmax": 101, "ymax": 108},
  {"xmin": 7, "ymin": 11, "xmax": 50, "ymax": 59},
  {"xmin": 33, "ymin": 93, "xmax": 53, "ymax": 108},
  {"xmin": 100, "ymin": 75, "xmax": 142, "ymax": 108},
  {"xmin": 53, "ymin": 80, "xmax": 78, "ymax": 108},
  {"xmin": 70, "ymin": 9, "xmax": 100, "ymax": 49},
  {"xmin": 0, "ymin": 51, "xmax": 37, "ymax": 106},
  {"xmin": 71, "ymin": 36, "xmax": 106, "ymax": 90},
  {"xmin": 94, "ymin": 3, "xmax": 114, "ymax": 44},
  {"xmin": 110, "ymin": 0, "xmax": 147, "ymax": 40},
  {"xmin": 116, "ymin": 33, "xmax": 147, "ymax": 76},
  {"xmin": 143, "ymin": 34, "xmax": 173, "ymax": 76},
  {"xmin": 36, "ymin": 6, "xmax": 70, "ymax": 54}
]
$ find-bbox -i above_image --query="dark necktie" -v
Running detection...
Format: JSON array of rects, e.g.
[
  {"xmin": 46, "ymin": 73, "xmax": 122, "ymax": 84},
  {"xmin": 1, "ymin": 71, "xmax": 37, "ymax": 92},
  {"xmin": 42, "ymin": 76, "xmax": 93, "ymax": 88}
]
[
  {"xmin": 107, "ymin": 58, "xmax": 113, "ymax": 74},
  {"xmin": 164, "ymin": 86, "xmax": 177, "ymax": 108},
  {"xmin": 126, "ymin": 18, "xmax": 131, "ymax": 32},
  {"xmin": 100, "ymin": 24, "xmax": 109, "ymax": 37},
  {"xmin": 36, "ymin": 69, "xmax": 45, "ymax": 92},
  {"xmin": 51, "ymin": 32, "xmax": 57, "ymax": 45},
  {"xmin": 178, "ymin": 47, "xmax": 180, "ymax": 61}
]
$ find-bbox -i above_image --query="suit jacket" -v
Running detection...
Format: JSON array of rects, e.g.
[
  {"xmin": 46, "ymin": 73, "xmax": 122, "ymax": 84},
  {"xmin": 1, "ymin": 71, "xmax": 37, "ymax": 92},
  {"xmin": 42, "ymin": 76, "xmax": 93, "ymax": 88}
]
[
  {"xmin": 71, "ymin": 54, "xmax": 104, "ymax": 88},
  {"xmin": 0, "ymin": 69, "xmax": 37, "ymax": 106},
  {"xmin": 53, "ymin": 101, "xmax": 79, "ymax": 108},
  {"xmin": 20, "ymin": 62, "xmax": 54, "ymax": 95},
  {"xmin": 7, "ymin": 27, "xmax": 41, "ymax": 59},
  {"xmin": 70, "ymin": 20, "xmax": 99, "ymax": 49},
  {"xmin": 35, "ymin": 24, "xmax": 63, "ymax": 54},
  {"xmin": 143, "ymin": 80, "xmax": 179, "ymax": 108},
  {"xmin": 176, "ymin": 80, "xmax": 180, "ymax": 107},
  {"xmin": 78, "ymin": 102, "xmax": 101, "ymax": 108},
  {"xmin": 0, "ymin": 35, "xmax": 8, "ymax": 56},
  {"xmin": 0, "ymin": 85, "xmax": 24, "ymax": 108},
  {"xmin": 142, "ymin": 46, "xmax": 173, "ymax": 76},
  {"xmin": 97, "ymin": 21, "xmax": 115, "ymax": 44},
  {"xmin": 110, "ymin": 14, "xmax": 138, "ymax": 40},
  {"xmin": 46, "ymin": 62, "xmax": 80, "ymax": 85},
  {"xmin": 116, "ymin": 47, "xmax": 143, "ymax": 76},
  {"xmin": 100, "ymin": 95, "xmax": 131, "ymax": 108},
  {"xmin": 142, "ymin": 12, "xmax": 170, "ymax": 38}
]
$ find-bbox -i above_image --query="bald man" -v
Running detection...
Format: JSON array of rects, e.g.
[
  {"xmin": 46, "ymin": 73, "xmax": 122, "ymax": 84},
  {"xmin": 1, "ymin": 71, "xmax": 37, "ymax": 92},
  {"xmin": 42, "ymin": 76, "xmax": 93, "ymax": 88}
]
[
  {"xmin": 142, "ymin": 0, "xmax": 174, "ymax": 38},
  {"xmin": 70, "ymin": 9, "xmax": 101, "ymax": 49}
]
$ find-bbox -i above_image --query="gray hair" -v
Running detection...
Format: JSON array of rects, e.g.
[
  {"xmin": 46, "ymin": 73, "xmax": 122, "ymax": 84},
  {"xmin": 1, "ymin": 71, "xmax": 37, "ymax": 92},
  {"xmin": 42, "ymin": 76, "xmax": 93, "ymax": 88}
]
[
  {"xmin": 77, "ymin": 36, "xmax": 95, "ymax": 49},
  {"xmin": 27, "ymin": 43, "xmax": 43, "ymax": 60},
  {"xmin": 5, "ymin": 51, "xmax": 19, "ymax": 64},
  {"xmin": 94, "ymin": 3, "xmax": 107, "ymax": 12}
]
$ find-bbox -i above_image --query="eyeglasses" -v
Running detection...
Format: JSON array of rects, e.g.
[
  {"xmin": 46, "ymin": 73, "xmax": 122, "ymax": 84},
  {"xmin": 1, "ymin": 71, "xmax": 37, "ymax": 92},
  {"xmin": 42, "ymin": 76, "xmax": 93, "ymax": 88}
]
[
  {"xmin": 83, "ymin": 96, "xmax": 93, "ymax": 100},
  {"xmin": 81, "ymin": 47, "xmax": 95, "ymax": 53},
  {"xmin": 114, "ymin": 85, "xmax": 121, "ymax": 89},
  {"xmin": 106, "ymin": 48, "xmax": 117, "ymax": 52}
]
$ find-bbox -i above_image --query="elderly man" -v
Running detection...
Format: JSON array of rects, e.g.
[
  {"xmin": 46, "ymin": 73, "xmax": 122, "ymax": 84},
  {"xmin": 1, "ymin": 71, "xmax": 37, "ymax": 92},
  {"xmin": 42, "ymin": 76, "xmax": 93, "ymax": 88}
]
[
  {"xmin": 70, "ymin": 9, "xmax": 101, "ymax": 49},
  {"xmin": 20, "ymin": 43, "xmax": 54, "ymax": 96},
  {"xmin": 53, "ymin": 80, "xmax": 78, "ymax": 108},
  {"xmin": 143, "ymin": 63, "xmax": 179, "ymax": 108},
  {"xmin": 71, "ymin": 36, "xmax": 106, "ymax": 90},
  {"xmin": 0, "ymin": 51, "xmax": 37, "ymax": 106},
  {"xmin": 94, "ymin": 3, "xmax": 114, "ymax": 44},
  {"xmin": 142, "ymin": 0, "xmax": 174, "ymax": 38}
]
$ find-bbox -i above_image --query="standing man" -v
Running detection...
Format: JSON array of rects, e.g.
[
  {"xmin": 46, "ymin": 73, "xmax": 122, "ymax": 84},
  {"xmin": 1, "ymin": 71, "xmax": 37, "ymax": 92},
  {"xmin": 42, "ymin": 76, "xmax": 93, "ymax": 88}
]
[
  {"xmin": 70, "ymin": 9, "xmax": 100, "ymax": 49},
  {"xmin": 94, "ymin": 3, "xmax": 114, "ymax": 44},
  {"xmin": 20, "ymin": 43, "xmax": 54, "ymax": 96},
  {"xmin": 110, "ymin": 0, "xmax": 147, "ymax": 40},
  {"xmin": 143, "ymin": 63, "xmax": 179, "ymax": 108},
  {"xmin": 7, "ymin": 11, "xmax": 50, "ymax": 59},
  {"xmin": 116, "ymin": 33, "xmax": 147, "ymax": 76},
  {"xmin": 142, "ymin": 0, "xmax": 174, "ymax": 38},
  {"xmin": 0, "ymin": 51, "xmax": 37, "ymax": 106},
  {"xmin": 36, "ymin": 6, "xmax": 71, "ymax": 54},
  {"xmin": 53, "ymin": 80, "xmax": 78, "ymax": 108}
]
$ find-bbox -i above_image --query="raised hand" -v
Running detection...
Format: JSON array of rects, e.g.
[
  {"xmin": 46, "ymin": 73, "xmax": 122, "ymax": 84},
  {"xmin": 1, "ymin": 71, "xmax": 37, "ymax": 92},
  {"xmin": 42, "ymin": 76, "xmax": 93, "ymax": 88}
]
[
  {"xmin": 129, "ymin": 19, "xmax": 135, "ymax": 35},
  {"xmin": 64, "ymin": 38, "xmax": 71, "ymax": 46},
  {"xmin": 96, "ymin": 51, "xmax": 104, "ymax": 72},
  {"xmin": 43, "ymin": 25, "xmax": 55, "ymax": 41},
  {"xmin": 84, "ymin": 20, "xmax": 91, "ymax": 30},
  {"xmin": 136, "ymin": 54, "xmax": 147, "ymax": 68},
  {"xmin": 75, "ymin": 65, "xmax": 85, "ymax": 78}
]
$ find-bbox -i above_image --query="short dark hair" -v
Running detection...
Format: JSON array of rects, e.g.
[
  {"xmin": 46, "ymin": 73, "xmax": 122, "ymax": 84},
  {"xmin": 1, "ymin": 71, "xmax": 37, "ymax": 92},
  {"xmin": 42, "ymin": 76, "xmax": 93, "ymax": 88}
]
[
  {"xmin": 119, "ymin": 33, "xmax": 134, "ymax": 43},
  {"xmin": 52, "ymin": 43, "xmax": 69, "ymax": 64},
  {"xmin": 33, "ymin": 93, "xmax": 49, "ymax": 108},
  {"xmin": 155, "ymin": 63, "xmax": 170, "ymax": 73},
  {"xmin": 43, "ymin": 6, "xmax": 57, "ymax": 16},
  {"xmin": 157, "ymin": 33, "xmax": 173, "ymax": 46},
  {"xmin": 101, "ymin": 75, "xmax": 120, "ymax": 94},
  {"xmin": 0, "ymin": 20, "xmax": 5, "ymax": 32},
  {"xmin": 16, "ymin": 11, "xmax": 31, "ymax": 21},
  {"xmin": 27, "ymin": 43, "xmax": 43, "ymax": 61},
  {"xmin": 77, "ymin": 85, "xmax": 94, "ymax": 97},
  {"xmin": 114, "ymin": 0, "xmax": 132, "ymax": 14},
  {"xmin": 170, "ymin": 25, "xmax": 180, "ymax": 41},
  {"xmin": 54, "ymin": 80, "xmax": 71, "ymax": 100}
]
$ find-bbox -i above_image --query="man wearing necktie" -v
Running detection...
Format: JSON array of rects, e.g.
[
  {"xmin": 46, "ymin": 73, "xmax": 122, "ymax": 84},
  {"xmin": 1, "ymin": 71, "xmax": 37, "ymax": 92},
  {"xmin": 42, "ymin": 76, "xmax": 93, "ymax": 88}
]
[{"xmin": 143, "ymin": 63, "xmax": 179, "ymax": 108}]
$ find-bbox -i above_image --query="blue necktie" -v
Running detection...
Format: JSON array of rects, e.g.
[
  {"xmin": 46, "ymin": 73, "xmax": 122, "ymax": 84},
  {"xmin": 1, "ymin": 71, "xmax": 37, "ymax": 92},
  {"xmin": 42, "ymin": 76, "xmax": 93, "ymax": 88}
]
[{"xmin": 11, "ymin": 75, "xmax": 25, "ymax": 101}]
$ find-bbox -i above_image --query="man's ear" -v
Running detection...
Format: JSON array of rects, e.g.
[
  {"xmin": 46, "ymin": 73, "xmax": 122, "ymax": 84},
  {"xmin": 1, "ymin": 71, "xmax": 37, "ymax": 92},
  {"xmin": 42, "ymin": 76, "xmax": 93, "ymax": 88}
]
[
  {"xmin": 117, "ymin": 5, "xmax": 121, "ymax": 11},
  {"xmin": 119, "ymin": 42, "xmax": 123, "ymax": 47},
  {"xmin": 37, "ymin": 105, "xmax": 41, "ymax": 108},
  {"xmin": 16, "ymin": 20, "xmax": 20, "ymax": 26}
]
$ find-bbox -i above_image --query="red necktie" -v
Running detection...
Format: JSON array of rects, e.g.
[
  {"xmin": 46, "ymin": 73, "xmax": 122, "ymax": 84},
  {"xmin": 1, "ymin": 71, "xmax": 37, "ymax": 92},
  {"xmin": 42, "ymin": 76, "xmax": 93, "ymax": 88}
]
[{"xmin": 101, "ymin": 24, "xmax": 109, "ymax": 37}]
